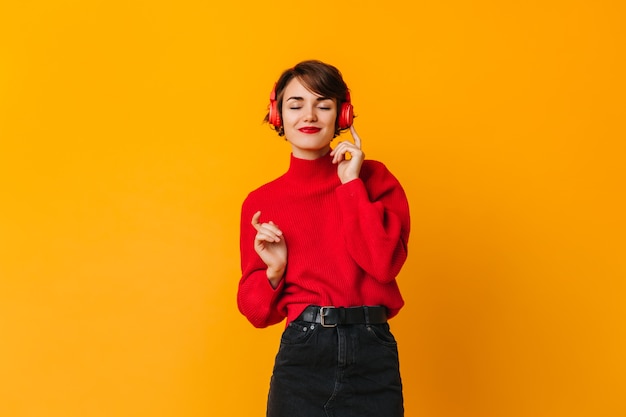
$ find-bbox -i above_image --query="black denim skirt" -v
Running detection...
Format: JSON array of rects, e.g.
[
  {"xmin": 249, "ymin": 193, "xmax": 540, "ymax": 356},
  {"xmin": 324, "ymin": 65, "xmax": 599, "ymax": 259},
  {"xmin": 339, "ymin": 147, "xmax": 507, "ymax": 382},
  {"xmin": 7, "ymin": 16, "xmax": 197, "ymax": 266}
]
[{"xmin": 266, "ymin": 318, "xmax": 404, "ymax": 417}]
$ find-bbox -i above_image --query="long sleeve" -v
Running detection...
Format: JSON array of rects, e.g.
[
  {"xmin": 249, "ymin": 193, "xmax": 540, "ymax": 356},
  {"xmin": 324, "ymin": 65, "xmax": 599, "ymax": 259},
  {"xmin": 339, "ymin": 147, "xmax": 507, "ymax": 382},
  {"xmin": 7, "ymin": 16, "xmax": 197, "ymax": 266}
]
[
  {"xmin": 237, "ymin": 196, "xmax": 286, "ymax": 328},
  {"xmin": 335, "ymin": 161, "xmax": 410, "ymax": 284}
]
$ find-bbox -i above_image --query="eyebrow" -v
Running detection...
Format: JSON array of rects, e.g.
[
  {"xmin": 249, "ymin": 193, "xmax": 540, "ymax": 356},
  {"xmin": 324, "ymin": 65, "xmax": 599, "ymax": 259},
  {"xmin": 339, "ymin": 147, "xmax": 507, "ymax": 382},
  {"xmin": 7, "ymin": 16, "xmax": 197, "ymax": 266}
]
[{"xmin": 285, "ymin": 96, "xmax": 333, "ymax": 102}]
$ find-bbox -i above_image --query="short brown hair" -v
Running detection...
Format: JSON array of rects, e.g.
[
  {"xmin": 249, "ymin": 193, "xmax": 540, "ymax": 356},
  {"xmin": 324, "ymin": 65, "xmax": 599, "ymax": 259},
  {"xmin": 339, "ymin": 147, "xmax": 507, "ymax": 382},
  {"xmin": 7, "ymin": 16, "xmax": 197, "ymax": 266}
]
[{"xmin": 265, "ymin": 60, "xmax": 351, "ymax": 137}]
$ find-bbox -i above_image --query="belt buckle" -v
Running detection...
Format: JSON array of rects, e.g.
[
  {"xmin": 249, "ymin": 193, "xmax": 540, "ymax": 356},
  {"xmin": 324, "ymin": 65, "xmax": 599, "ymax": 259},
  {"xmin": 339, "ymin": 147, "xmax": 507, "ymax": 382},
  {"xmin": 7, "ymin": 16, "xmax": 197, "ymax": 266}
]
[{"xmin": 320, "ymin": 306, "xmax": 337, "ymax": 327}]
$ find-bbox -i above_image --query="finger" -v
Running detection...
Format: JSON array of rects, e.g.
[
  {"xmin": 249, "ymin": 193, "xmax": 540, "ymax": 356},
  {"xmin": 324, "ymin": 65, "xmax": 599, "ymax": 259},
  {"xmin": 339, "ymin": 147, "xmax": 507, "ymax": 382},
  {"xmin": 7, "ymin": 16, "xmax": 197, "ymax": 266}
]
[
  {"xmin": 251, "ymin": 211, "xmax": 262, "ymax": 230},
  {"xmin": 350, "ymin": 126, "xmax": 361, "ymax": 149},
  {"xmin": 332, "ymin": 145, "xmax": 346, "ymax": 163},
  {"xmin": 332, "ymin": 142, "xmax": 357, "ymax": 162},
  {"xmin": 337, "ymin": 140, "xmax": 363, "ymax": 156},
  {"xmin": 268, "ymin": 221, "xmax": 283, "ymax": 235},
  {"xmin": 255, "ymin": 230, "xmax": 281, "ymax": 243},
  {"xmin": 252, "ymin": 212, "xmax": 283, "ymax": 236},
  {"xmin": 333, "ymin": 141, "xmax": 351, "ymax": 151},
  {"xmin": 259, "ymin": 222, "xmax": 283, "ymax": 237}
]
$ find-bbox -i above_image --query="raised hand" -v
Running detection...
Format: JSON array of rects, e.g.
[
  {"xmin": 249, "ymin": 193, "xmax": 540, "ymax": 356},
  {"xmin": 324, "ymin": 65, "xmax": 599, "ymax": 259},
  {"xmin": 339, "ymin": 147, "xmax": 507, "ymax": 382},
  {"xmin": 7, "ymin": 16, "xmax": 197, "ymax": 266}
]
[
  {"xmin": 251, "ymin": 211, "xmax": 287, "ymax": 288},
  {"xmin": 330, "ymin": 126, "xmax": 364, "ymax": 184}
]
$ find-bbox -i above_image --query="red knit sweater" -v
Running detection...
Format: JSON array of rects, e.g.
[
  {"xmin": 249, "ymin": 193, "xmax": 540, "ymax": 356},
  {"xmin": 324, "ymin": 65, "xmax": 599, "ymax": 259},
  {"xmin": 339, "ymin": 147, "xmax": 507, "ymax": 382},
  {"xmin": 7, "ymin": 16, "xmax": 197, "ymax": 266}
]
[{"xmin": 237, "ymin": 151, "xmax": 410, "ymax": 328}]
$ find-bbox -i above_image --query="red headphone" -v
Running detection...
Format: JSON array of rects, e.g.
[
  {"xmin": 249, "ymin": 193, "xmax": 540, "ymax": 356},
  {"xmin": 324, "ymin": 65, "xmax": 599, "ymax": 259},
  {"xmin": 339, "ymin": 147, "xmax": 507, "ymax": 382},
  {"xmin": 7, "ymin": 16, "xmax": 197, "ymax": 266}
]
[{"xmin": 269, "ymin": 84, "xmax": 354, "ymax": 129}]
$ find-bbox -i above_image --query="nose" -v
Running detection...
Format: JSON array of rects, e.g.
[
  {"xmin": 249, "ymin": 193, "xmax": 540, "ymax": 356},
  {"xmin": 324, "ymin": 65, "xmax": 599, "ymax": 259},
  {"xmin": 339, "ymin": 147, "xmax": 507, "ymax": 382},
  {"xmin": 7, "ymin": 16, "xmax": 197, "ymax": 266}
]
[{"xmin": 303, "ymin": 106, "xmax": 318, "ymax": 122}]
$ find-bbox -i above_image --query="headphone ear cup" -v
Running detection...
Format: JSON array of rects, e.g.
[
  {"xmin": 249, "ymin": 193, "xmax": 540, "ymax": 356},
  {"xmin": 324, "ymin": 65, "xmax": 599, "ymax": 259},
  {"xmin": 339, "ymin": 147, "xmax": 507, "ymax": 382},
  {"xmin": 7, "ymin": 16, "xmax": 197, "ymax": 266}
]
[
  {"xmin": 338, "ymin": 102, "xmax": 353, "ymax": 129},
  {"xmin": 268, "ymin": 84, "xmax": 282, "ymax": 128},
  {"xmin": 269, "ymin": 99, "xmax": 281, "ymax": 128}
]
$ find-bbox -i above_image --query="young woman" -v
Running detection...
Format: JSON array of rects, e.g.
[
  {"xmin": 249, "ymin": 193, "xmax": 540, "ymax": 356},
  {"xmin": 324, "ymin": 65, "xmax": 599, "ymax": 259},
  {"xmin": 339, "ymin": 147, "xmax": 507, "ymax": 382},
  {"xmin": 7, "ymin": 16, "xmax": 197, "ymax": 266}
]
[{"xmin": 237, "ymin": 60, "xmax": 410, "ymax": 417}]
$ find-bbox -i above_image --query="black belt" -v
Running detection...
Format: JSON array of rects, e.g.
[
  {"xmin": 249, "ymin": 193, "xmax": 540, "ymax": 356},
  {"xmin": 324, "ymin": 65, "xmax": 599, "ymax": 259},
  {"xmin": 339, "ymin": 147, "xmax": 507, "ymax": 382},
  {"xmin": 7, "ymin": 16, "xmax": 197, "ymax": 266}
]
[{"xmin": 297, "ymin": 305, "xmax": 387, "ymax": 327}]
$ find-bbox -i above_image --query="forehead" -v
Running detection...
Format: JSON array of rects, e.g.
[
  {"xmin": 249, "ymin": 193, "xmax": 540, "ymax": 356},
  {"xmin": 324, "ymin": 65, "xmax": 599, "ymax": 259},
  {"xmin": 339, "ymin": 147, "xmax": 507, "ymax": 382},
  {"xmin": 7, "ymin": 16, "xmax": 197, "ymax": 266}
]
[{"xmin": 283, "ymin": 77, "xmax": 327, "ymax": 99}]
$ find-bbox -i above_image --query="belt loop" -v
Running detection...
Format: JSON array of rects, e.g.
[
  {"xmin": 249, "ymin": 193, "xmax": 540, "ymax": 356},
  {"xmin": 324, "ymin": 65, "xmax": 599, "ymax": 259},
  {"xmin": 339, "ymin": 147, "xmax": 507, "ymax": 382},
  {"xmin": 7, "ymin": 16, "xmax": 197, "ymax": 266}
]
[{"xmin": 364, "ymin": 306, "xmax": 370, "ymax": 325}]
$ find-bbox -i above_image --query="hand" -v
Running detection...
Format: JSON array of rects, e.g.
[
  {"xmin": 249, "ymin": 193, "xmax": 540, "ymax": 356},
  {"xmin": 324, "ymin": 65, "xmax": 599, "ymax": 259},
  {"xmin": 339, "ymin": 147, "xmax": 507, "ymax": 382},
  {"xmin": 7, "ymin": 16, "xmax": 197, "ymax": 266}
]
[
  {"xmin": 330, "ymin": 126, "xmax": 364, "ymax": 184},
  {"xmin": 251, "ymin": 211, "xmax": 287, "ymax": 288}
]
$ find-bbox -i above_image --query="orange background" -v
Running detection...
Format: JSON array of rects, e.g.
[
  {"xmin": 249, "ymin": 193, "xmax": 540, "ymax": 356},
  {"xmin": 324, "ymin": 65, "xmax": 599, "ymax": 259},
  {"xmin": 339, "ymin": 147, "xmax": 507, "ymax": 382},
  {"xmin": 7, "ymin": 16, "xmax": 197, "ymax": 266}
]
[{"xmin": 1, "ymin": 1, "xmax": 625, "ymax": 416}]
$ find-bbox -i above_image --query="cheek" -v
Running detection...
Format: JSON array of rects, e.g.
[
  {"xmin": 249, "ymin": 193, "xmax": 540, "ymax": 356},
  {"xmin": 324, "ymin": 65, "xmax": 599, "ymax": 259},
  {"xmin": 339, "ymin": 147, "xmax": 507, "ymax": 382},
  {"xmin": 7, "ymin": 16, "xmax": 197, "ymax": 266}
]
[
  {"xmin": 281, "ymin": 110, "xmax": 298, "ymax": 125},
  {"xmin": 280, "ymin": 112, "xmax": 293, "ymax": 126}
]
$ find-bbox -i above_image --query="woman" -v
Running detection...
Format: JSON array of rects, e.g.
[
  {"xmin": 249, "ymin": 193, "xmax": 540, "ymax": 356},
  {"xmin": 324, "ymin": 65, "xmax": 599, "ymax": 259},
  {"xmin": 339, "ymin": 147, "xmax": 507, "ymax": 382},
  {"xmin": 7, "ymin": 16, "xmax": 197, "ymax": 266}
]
[{"xmin": 237, "ymin": 60, "xmax": 410, "ymax": 417}]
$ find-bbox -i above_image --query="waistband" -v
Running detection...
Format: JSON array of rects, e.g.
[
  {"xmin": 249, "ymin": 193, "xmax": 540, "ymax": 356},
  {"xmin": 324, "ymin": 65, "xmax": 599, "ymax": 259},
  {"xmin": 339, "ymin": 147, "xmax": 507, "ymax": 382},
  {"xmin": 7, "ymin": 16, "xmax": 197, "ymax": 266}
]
[{"xmin": 297, "ymin": 305, "xmax": 388, "ymax": 327}]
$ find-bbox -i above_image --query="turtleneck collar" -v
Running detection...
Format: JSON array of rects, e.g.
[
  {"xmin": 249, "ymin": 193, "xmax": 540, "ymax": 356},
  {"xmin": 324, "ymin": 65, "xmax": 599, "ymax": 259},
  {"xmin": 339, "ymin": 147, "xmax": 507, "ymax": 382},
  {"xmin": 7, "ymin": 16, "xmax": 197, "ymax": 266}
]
[{"xmin": 285, "ymin": 150, "xmax": 338, "ymax": 182}]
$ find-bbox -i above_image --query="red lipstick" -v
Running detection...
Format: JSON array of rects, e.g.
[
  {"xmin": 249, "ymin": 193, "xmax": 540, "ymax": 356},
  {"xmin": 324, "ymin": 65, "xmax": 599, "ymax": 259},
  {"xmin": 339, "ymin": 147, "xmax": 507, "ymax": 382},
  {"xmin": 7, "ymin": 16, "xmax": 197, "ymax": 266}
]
[{"xmin": 299, "ymin": 127, "xmax": 321, "ymax": 134}]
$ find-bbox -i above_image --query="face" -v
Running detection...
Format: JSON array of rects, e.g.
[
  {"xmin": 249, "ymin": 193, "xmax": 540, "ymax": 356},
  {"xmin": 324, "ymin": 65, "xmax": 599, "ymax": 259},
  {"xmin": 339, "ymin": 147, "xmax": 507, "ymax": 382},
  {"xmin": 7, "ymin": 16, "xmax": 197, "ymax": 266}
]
[{"xmin": 281, "ymin": 77, "xmax": 337, "ymax": 160}]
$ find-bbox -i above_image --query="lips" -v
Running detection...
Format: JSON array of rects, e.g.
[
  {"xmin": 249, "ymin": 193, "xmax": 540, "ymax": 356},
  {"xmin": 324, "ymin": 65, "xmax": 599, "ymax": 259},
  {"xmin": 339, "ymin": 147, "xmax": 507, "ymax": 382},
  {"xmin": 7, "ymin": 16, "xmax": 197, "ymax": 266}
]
[{"xmin": 299, "ymin": 126, "xmax": 321, "ymax": 134}]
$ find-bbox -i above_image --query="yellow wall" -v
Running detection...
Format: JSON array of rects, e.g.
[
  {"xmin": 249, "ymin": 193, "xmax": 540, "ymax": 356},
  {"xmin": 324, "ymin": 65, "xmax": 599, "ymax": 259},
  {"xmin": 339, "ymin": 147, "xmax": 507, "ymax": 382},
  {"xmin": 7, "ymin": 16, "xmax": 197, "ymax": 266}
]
[{"xmin": 1, "ymin": 1, "xmax": 624, "ymax": 416}]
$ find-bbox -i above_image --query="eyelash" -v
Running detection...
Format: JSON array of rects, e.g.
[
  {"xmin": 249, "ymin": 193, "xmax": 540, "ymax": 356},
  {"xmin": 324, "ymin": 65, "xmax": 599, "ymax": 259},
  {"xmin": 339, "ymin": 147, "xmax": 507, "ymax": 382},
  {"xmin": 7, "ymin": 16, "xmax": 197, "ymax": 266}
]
[{"xmin": 288, "ymin": 106, "xmax": 332, "ymax": 110}]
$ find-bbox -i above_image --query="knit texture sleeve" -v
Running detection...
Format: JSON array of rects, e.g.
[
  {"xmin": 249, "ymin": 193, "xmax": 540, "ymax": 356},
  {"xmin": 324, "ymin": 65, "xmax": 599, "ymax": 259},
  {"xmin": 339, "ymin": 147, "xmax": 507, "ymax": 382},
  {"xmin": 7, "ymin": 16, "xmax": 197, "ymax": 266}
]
[
  {"xmin": 335, "ymin": 161, "xmax": 410, "ymax": 284},
  {"xmin": 236, "ymin": 194, "xmax": 286, "ymax": 328}
]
